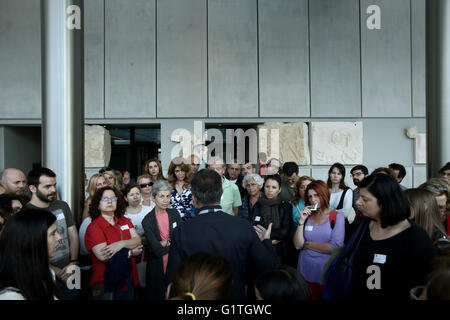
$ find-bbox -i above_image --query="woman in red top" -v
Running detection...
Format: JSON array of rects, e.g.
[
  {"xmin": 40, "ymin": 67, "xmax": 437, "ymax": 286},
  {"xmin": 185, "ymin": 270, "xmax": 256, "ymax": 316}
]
[{"xmin": 85, "ymin": 186, "xmax": 142, "ymax": 300}]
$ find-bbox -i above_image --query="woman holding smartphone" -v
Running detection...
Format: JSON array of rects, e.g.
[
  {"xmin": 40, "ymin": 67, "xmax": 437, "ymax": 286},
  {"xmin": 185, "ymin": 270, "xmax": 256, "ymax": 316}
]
[{"xmin": 294, "ymin": 180, "xmax": 345, "ymax": 300}]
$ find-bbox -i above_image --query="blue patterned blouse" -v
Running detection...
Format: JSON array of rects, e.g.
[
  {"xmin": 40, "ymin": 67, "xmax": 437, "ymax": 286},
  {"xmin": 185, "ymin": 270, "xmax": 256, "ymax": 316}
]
[{"xmin": 170, "ymin": 188, "xmax": 194, "ymax": 219}]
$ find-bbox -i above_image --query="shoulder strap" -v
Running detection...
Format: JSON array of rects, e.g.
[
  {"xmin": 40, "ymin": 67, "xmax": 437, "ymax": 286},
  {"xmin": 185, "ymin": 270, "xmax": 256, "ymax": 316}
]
[
  {"xmin": 336, "ymin": 188, "xmax": 349, "ymax": 210},
  {"xmin": 305, "ymin": 210, "xmax": 339, "ymax": 229},
  {"xmin": 329, "ymin": 210, "xmax": 338, "ymax": 229},
  {"xmin": 342, "ymin": 218, "xmax": 370, "ymax": 260}
]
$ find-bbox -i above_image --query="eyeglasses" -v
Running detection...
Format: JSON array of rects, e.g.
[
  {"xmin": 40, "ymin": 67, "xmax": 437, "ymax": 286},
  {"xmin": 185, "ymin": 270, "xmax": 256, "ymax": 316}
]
[
  {"xmin": 139, "ymin": 183, "xmax": 153, "ymax": 188},
  {"xmin": 351, "ymin": 172, "xmax": 364, "ymax": 177},
  {"xmin": 100, "ymin": 197, "xmax": 118, "ymax": 202},
  {"xmin": 409, "ymin": 286, "xmax": 425, "ymax": 300}
]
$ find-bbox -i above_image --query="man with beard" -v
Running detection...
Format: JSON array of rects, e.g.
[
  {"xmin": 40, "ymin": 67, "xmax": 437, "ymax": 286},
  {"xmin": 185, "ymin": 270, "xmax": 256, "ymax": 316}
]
[
  {"xmin": 350, "ymin": 165, "xmax": 369, "ymax": 220},
  {"xmin": 25, "ymin": 167, "xmax": 80, "ymax": 300}
]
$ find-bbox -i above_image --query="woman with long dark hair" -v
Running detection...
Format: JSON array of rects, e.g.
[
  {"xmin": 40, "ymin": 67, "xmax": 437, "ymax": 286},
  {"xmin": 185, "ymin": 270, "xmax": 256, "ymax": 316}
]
[
  {"xmin": 327, "ymin": 163, "xmax": 354, "ymax": 222},
  {"xmin": 0, "ymin": 209, "xmax": 61, "ymax": 300},
  {"xmin": 144, "ymin": 159, "xmax": 166, "ymax": 183},
  {"xmin": 326, "ymin": 173, "xmax": 436, "ymax": 300}
]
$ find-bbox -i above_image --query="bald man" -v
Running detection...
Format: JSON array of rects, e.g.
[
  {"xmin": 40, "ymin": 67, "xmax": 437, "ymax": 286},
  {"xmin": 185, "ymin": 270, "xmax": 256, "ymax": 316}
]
[{"xmin": 1, "ymin": 168, "xmax": 27, "ymax": 197}]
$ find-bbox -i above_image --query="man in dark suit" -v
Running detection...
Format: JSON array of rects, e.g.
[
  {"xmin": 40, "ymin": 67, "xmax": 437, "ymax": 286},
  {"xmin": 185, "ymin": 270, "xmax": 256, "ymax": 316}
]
[{"xmin": 165, "ymin": 169, "xmax": 277, "ymax": 299}]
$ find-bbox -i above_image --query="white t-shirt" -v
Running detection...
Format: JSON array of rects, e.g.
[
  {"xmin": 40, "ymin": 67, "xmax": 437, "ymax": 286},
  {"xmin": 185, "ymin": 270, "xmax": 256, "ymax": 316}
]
[
  {"xmin": 329, "ymin": 189, "xmax": 355, "ymax": 223},
  {"xmin": 79, "ymin": 217, "xmax": 92, "ymax": 256},
  {"xmin": 124, "ymin": 205, "xmax": 153, "ymax": 236},
  {"xmin": 0, "ymin": 287, "xmax": 25, "ymax": 300},
  {"xmin": 0, "ymin": 269, "xmax": 58, "ymax": 300}
]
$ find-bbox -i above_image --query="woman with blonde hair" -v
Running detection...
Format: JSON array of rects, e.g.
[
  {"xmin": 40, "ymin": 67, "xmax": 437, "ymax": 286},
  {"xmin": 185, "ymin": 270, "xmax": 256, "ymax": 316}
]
[
  {"xmin": 102, "ymin": 170, "xmax": 123, "ymax": 192},
  {"xmin": 405, "ymin": 188, "xmax": 447, "ymax": 243},
  {"xmin": 167, "ymin": 252, "xmax": 233, "ymax": 300},
  {"xmin": 144, "ymin": 159, "xmax": 165, "ymax": 182},
  {"xmin": 167, "ymin": 157, "xmax": 193, "ymax": 220},
  {"xmin": 419, "ymin": 178, "xmax": 450, "ymax": 236},
  {"xmin": 81, "ymin": 173, "xmax": 108, "ymax": 222}
]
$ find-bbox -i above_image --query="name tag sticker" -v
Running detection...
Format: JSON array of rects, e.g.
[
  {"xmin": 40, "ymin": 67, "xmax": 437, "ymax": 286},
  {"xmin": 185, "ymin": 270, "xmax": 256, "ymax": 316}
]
[
  {"xmin": 173, "ymin": 222, "xmax": 177, "ymax": 229},
  {"xmin": 120, "ymin": 224, "xmax": 130, "ymax": 231},
  {"xmin": 305, "ymin": 226, "xmax": 314, "ymax": 232},
  {"xmin": 373, "ymin": 254, "xmax": 387, "ymax": 264},
  {"xmin": 255, "ymin": 216, "xmax": 261, "ymax": 222},
  {"xmin": 56, "ymin": 213, "xmax": 65, "ymax": 221}
]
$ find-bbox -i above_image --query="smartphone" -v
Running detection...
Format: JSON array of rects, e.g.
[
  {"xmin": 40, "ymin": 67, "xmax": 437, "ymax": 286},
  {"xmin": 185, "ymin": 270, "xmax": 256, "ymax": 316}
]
[{"xmin": 307, "ymin": 203, "xmax": 318, "ymax": 211}]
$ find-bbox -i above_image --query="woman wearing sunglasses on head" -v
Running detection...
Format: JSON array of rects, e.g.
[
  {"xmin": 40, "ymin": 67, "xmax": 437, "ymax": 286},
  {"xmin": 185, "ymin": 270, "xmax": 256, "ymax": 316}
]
[{"xmin": 85, "ymin": 186, "xmax": 143, "ymax": 300}]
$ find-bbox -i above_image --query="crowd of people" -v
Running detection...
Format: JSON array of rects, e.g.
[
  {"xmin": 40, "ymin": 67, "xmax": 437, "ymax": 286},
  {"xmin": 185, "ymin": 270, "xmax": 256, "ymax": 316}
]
[{"xmin": 0, "ymin": 158, "xmax": 448, "ymax": 301}]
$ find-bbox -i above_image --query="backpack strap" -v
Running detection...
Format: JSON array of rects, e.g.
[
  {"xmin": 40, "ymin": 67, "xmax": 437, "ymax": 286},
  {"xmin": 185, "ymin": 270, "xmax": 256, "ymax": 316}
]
[
  {"xmin": 336, "ymin": 188, "xmax": 349, "ymax": 210},
  {"xmin": 305, "ymin": 210, "xmax": 339, "ymax": 229},
  {"xmin": 329, "ymin": 210, "xmax": 338, "ymax": 229}
]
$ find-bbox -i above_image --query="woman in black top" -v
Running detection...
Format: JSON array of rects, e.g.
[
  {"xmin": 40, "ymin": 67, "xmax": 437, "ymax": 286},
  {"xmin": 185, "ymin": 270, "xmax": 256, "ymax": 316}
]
[
  {"xmin": 350, "ymin": 173, "xmax": 436, "ymax": 299},
  {"xmin": 251, "ymin": 175, "xmax": 292, "ymax": 265}
]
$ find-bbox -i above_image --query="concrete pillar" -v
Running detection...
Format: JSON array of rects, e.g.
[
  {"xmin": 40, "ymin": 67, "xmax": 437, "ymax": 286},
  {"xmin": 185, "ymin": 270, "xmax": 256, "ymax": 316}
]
[
  {"xmin": 41, "ymin": 0, "xmax": 84, "ymax": 221},
  {"xmin": 426, "ymin": 0, "xmax": 450, "ymax": 178}
]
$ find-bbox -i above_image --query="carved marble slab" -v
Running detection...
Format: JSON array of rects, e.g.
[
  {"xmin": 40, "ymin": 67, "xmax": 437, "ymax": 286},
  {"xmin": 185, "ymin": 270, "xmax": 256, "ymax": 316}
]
[
  {"xmin": 85, "ymin": 125, "xmax": 111, "ymax": 168},
  {"xmin": 258, "ymin": 122, "xmax": 310, "ymax": 165},
  {"xmin": 310, "ymin": 122, "xmax": 363, "ymax": 165}
]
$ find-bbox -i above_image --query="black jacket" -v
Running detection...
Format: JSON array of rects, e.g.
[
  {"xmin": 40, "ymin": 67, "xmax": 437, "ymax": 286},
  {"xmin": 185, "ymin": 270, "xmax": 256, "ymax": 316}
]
[
  {"xmin": 142, "ymin": 208, "xmax": 182, "ymax": 300},
  {"xmin": 249, "ymin": 200, "xmax": 293, "ymax": 241},
  {"xmin": 164, "ymin": 206, "xmax": 277, "ymax": 299}
]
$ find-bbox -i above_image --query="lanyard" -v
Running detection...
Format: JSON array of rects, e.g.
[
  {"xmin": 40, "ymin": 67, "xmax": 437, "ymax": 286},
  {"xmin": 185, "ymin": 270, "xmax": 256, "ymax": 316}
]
[{"xmin": 198, "ymin": 206, "xmax": 222, "ymax": 215}]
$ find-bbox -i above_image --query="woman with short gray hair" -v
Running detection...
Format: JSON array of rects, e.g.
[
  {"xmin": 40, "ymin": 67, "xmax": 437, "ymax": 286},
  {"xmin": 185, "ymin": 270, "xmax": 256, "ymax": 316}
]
[
  {"xmin": 242, "ymin": 173, "xmax": 264, "ymax": 190},
  {"xmin": 151, "ymin": 180, "xmax": 173, "ymax": 198},
  {"xmin": 141, "ymin": 179, "xmax": 182, "ymax": 300},
  {"xmin": 238, "ymin": 174, "xmax": 264, "ymax": 221}
]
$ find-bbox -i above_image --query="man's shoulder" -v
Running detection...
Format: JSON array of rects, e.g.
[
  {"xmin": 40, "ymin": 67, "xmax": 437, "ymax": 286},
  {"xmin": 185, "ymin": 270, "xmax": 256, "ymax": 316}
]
[
  {"xmin": 50, "ymin": 200, "xmax": 70, "ymax": 209},
  {"xmin": 223, "ymin": 179, "xmax": 240, "ymax": 193},
  {"xmin": 49, "ymin": 200, "xmax": 73, "ymax": 216}
]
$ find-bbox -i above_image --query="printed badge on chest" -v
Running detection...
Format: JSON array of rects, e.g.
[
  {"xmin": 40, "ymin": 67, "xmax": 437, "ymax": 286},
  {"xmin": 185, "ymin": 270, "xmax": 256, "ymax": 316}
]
[{"xmin": 373, "ymin": 254, "xmax": 386, "ymax": 264}]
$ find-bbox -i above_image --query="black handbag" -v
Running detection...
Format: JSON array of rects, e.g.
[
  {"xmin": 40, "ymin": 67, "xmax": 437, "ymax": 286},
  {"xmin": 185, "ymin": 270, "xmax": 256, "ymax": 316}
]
[{"xmin": 322, "ymin": 218, "xmax": 370, "ymax": 300}]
